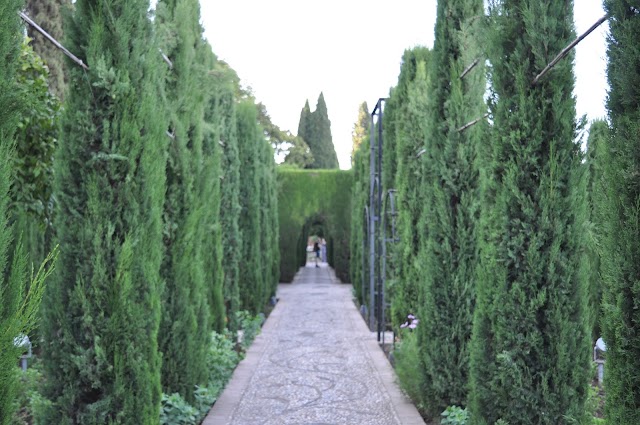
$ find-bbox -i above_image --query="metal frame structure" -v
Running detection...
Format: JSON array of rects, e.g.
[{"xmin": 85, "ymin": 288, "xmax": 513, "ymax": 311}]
[{"xmin": 366, "ymin": 98, "xmax": 388, "ymax": 340}]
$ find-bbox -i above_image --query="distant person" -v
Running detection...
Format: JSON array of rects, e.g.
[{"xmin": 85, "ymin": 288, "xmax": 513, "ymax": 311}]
[{"xmin": 313, "ymin": 239, "xmax": 320, "ymax": 268}]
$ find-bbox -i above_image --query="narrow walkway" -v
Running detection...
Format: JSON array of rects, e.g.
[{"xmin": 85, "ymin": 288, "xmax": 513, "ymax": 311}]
[{"xmin": 204, "ymin": 266, "xmax": 425, "ymax": 425}]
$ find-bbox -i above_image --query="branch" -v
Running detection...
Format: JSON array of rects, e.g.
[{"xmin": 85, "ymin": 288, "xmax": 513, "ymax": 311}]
[
  {"xmin": 457, "ymin": 113, "xmax": 489, "ymax": 133},
  {"xmin": 19, "ymin": 11, "xmax": 89, "ymax": 71},
  {"xmin": 532, "ymin": 14, "xmax": 608, "ymax": 85},
  {"xmin": 159, "ymin": 49, "xmax": 173, "ymax": 69},
  {"xmin": 460, "ymin": 58, "xmax": 480, "ymax": 80}
]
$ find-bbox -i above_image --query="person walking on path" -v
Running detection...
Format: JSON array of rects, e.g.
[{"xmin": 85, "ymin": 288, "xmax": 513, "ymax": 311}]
[
  {"xmin": 321, "ymin": 237, "xmax": 327, "ymax": 263},
  {"xmin": 313, "ymin": 239, "xmax": 321, "ymax": 267}
]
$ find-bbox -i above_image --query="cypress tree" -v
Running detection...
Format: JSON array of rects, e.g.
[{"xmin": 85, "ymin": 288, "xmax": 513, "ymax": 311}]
[
  {"xmin": 236, "ymin": 100, "xmax": 263, "ymax": 313},
  {"xmin": 155, "ymin": 0, "xmax": 214, "ymax": 401},
  {"xmin": 598, "ymin": 2, "xmax": 640, "ymax": 422},
  {"xmin": 298, "ymin": 94, "xmax": 339, "ymax": 169},
  {"xmin": 41, "ymin": 0, "xmax": 167, "ymax": 422},
  {"xmin": 417, "ymin": 0, "xmax": 485, "ymax": 413},
  {"xmin": 469, "ymin": 1, "xmax": 590, "ymax": 423},
  {"xmin": 25, "ymin": 0, "xmax": 68, "ymax": 99},
  {"xmin": 297, "ymin": 99, "xmax": 312, "ymax": 145},
  {"xmin": 385, "ymin": 47, "xmax": 431, "ymax": 328},
  {"xmin": 209, "ymin": 61, "xmax": 242, "ymax": 331},
  {"xmin": 0, "ymin": 3, "xmax": 29, "ymax": 423},
  {"xmin": 349, "ymin": 102, "xmax": 369, "ymax": 304},
  {"xmin": 585, "ymin": 119, "xmax": 608, "ymax": 343},
  {"xmin": 201, "ymin": 47, "xmax": 225, "ymax": 333},
  {"xmin": 351, "ymin": 102, "xmax": 369, "ymax": 167}
]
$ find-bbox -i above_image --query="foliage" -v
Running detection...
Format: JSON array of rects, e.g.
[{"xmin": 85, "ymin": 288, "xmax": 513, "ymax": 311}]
[
  {"xmin": 155, "ymin": 0, "xmax": 218, "ymax": 402},
  {"xmin": 277, "ymin": 169, "xmax": 353, "ymax": 282},
  {"xmin": 598, "ymin": 1, "xmax": 640, "ymax": 423},
  {"xmin": 12, "ymin": 39, "xmax": 61, "ymax": 268},
  {"xmin": 297, "ymin": 93, "xmax": 339, "ymax": 169},
  {"xmin": 257, "ymin": 102, "xmax": 313, "ymax": 168},
  {"xmin": 10, "ymin": 359, "xmax": 53, "ymax": 425},
  {"xmin": 349, "ymin": 103, "xmax": 370, "ymax": 304},
  {"xmin": 584, "ymin": 119, "xmax": 608, "ymax": 343},
  {"xmin": 40, "ymin": 0, "xmax": 168, "ymax": 421},
  {"xmin": 440, "ymin": 406, "xmax": 469, "ymax": 425},
  {"xmin": 160, "ymin": 392, "xmax": 199, "ymax": 425},
  {"xmin": 392, "ymin": 331, "xmax": 425, "ymax": 414},
  {"xmin": 236, "ymin": 310, "xmax": 264, "ymax": 352},
  {"xmin": 206, "ymin": 59, "xmax": 242, "ymax": 332},
  {"xmin": 417, "ymin": 0, "xmax": 486, "ymax": 414},
  {"xmin": 469, "ymin": 1, "xmax": 590, "ymax": 424},
  {"xmin": 25, "ymin": 0, "xmax": 68, "ymax": 99},
  {"xmin": 206, "ymin": 331, "xmax": 241, "ymax": 395}
]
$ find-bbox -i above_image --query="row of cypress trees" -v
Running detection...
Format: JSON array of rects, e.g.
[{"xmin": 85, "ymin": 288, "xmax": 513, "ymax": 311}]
[
  {"xmin": 0, "ymin": 0, "xmax": 280, "ymax": 422},
  {"xmin": 352, "ymin": 0, "xmax": 640, "ymax": 423}
]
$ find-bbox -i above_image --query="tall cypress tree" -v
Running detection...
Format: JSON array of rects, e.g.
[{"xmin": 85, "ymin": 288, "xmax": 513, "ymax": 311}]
[
  {"xmin": 469, "ymin": 1, "xmax": 590, "ymax": 423},
  {"xmin": 41, "ymin": 0, "xmax": 167, "ymax": 422},
  {"xmin": 417, "ymin": 0, "xmax": 485, "ymax": 413},
  {"xmin": 585, "ymin": 119, "xmax": 608, "ymax": 343},
  {"xmin": 25, "ymin": 0, "xmax": 68, "ymax": 99},
  {"xmin": 0, "ymin": 2, "xmax": 28, "ymax": 423},
  {"xmin": 155, "ymin": 0, "xmax": 213, "ymax": 401},
  {"xmin": 298, "ymin": 94, "xmax": 339, "ymax": 169},
  {"xmin": 236, "ymin": 100, "xmax": 263, "ymax": 313},
  {"xmin": 386, "ymin": 47, "xmax": 431, "ymax": 329},
  {"xmin": 598, "ymin": 2, "xmax": 640, "ymax": 422},
  {"xmin": 209, "ymin": 61, "xmax": 242, "ymax": 331}
]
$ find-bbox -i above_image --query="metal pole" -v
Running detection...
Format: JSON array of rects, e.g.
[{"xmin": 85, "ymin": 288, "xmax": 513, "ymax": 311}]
[
  {"xmin": 376, "ymin": 99, "xmax": 384, "ymax": 341},
  {"xmin": 369, "ymin": 112, "xmax": 376, "ymax": 331}
]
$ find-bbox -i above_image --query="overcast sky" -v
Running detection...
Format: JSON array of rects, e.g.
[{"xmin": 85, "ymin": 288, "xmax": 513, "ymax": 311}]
[{"xmin": 199, "ymin": 1, "xmax": 609, "ymax": 169}]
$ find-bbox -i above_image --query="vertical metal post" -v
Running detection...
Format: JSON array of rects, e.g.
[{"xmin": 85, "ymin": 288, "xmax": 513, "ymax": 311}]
[
  {"xmin": 376, "ymin": 101, "xmax": 384, "ymax": 341},
  {"xmin": 368, "ymin": 112, "xmax": 376, "ymax": 330}
]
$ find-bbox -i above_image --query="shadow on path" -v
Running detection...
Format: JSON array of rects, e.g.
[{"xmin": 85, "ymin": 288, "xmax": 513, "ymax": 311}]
[{"xmin": 203, "ymin": 266, "xmax": 425, "ymax": 425}]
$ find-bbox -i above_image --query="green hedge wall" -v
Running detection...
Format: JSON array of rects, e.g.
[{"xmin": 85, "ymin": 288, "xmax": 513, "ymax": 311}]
[{"xmin": 277, "ymin": 169, "xmax": 352, "ymax": 283}]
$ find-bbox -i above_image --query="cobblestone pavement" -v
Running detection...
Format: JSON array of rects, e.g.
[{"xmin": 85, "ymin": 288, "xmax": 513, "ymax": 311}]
[{"xmin": 203, "ymin": 265, "xmax": 425, "ymax": 425}]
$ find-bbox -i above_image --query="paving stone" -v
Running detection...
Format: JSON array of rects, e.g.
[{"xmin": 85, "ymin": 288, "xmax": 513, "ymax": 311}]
[{"xmin": 203, "ymin": 266, "xmax": 425, "ymax": 425}]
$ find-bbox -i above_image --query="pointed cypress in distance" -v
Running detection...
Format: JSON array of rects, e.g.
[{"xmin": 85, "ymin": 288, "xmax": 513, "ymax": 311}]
[
  {"xmin": 351, "ymin": 102, "xmax": 369, "ymax": 167},
  {"xmin": 469, "ymin": 1, "xmax": 590, "ymax": 423},
  {"xmin": 598, "ymin": 2, "xmax": 640, "ymax": 422},
  {"xmin": 417, "ymin": 0, "xmax": 486, "ymax": 414},
  {"xmin": 155, "ymin": 0, "xmax": 215, "ymax": 402},
  {"xmin": 25, "ymin": 0, "xmax": 68, "ymax": 99},
  {"xmin": 41, "ymin": 0, "xmax": 167, "ymax": 421},
  {"xmin": 297, "ymin": 94, "xmax": 339, "ymax": 169}
]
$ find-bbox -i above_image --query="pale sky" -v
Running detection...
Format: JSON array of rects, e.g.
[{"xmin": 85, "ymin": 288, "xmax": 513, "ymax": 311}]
[{"xmin": 199, "ymin": 1, "xmax": 609, "ymax": 169}]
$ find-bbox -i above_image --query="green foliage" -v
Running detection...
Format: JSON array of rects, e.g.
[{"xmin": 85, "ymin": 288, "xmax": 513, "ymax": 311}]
[
  {"xmin": 598, "ymin": 1, "xmax": 640, "ymax": 423},
  {"xmin": 258, "ymin": 102, "xmax": 313, "ymax": 168},
  {"xmin": 585, "ymin": 119, "xmax": 608, "ymax": 343},
  {"xmin": 41, "ymin": 0, "xmax": 167, "ymax": 421},
  {"xmin": 206, "ymin": 331, "xmax": 241, "ymax": 394},
  {"xmin": 469, "ymin": 1, "xmax": 590, "ymax": 424},
  {"xmin": 417, "ymin": 0, "xmax": 486, "ymax": 414},
  {"xmin": 349, "ymin": 103, "xmax": 369, "ymax": 304},
  {"xmin": 155, "ymin": 0, "xmax": 219, "ymax": 402},
  {"xmin": 10, "ymin": 359, "xmax": 53, "ymax": 425},
  {"xmin": 392, "ymin": 331, "xmax": 425, "ymax": 413},
  {"xmin": 383, "ymin": 47, "xmax": 431, "ymax": 332},
  {"xmin": 441, "ymin": 406, "xmax": 469, "ymax": 425},
  {"xmin": 25, "ymin": 0, "xmax": 68, "ymax": 99},
  {"xmin": 206, "ymin": 59, "xmax": 242, "ymax": 331},
  {"xmin": 297, "ymin": 94, "xmax": 339, "ymax": 169},
  {"xmin": 277, "ymin": 169, "xmax": 352, "ymax": 282},
  {"xmin": 236, "ymin": 100, "xmax": 267, "ymax": 313},
  {"xmin": 160, "ymin": 393, "xmax": 200, "ymax": 425}
]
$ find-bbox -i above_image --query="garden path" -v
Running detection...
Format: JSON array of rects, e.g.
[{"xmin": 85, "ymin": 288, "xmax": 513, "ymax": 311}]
[{"xmin": 203, "ymin": 264, "xmax": 425, "ymax": 425}]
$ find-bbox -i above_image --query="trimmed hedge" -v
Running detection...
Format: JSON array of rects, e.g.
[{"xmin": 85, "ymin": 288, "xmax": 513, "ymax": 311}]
[{"xmin": 277, "ymin": 169, "xmax": 352, "ymax": 282}]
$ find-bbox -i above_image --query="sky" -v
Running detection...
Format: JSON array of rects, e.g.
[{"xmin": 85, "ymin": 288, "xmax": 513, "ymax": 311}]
[{"xmin": 199, "ymin": 1, "xmax": 609, "ymax": 170}]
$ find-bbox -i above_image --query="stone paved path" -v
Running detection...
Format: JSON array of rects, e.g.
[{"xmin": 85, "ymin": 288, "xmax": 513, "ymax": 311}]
[{"xmin": 203, "ymin": 265, "xmax": 425, "ymax": 425}]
